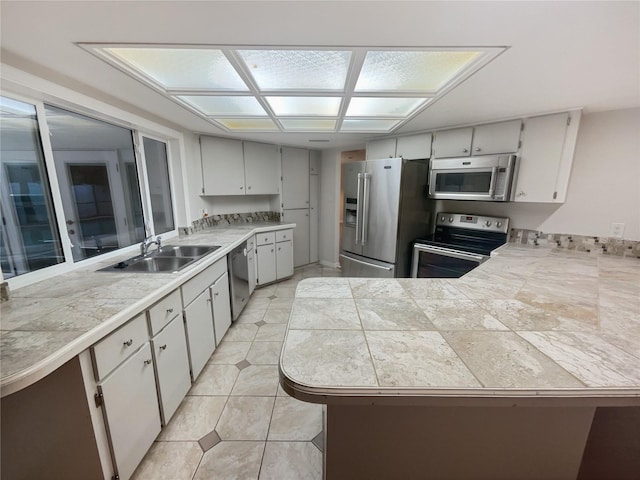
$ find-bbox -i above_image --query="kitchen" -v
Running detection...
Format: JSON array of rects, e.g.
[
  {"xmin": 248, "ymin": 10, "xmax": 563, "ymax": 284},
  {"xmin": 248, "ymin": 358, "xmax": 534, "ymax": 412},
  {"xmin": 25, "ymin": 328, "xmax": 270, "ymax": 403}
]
[{"xmin": 1, "ymin": 1, "xmax": 639, "ymax": 480}]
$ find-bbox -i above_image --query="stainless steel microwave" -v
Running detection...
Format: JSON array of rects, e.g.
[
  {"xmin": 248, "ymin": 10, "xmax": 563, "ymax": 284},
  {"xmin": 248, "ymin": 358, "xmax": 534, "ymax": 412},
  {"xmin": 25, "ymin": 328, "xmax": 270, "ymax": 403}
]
[{"xmin": 428, "ymin": 154, "xmax": 519, "ymax": 201}]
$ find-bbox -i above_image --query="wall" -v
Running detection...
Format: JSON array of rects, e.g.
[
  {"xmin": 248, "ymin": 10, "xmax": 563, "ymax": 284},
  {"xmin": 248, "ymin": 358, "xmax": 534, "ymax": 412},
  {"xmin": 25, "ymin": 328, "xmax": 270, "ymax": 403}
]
[
  {"xmin": 318, "ymin": 148, "xmax": 343, "ymax": 266},
  {"xmin": 440, "ymin": 108, "xmax": 640, "ymax": 240}
]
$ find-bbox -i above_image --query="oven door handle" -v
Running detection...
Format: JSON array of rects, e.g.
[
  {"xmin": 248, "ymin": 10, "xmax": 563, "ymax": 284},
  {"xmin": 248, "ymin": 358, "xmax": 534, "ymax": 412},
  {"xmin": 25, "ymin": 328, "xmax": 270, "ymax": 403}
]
[
  {"xmin": 413, "ymin": 244, "xmax": 488, "ymax": 263},
  {"xmin": 488, "ymin": 166, "xmax": 498, "ymax": 198}
]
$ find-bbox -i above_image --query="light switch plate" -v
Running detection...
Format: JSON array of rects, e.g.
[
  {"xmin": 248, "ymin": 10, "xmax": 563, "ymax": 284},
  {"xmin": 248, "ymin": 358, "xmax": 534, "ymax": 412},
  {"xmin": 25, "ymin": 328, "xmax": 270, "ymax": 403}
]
[{"xmin": 610, "ymin": 222, "xmax": 625, "ymax": 239}]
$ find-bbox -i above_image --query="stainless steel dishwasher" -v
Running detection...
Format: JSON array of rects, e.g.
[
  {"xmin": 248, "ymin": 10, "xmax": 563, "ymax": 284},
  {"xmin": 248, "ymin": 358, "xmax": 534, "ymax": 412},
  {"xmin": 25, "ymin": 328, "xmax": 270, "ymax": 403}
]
[{"xmin": 227, "ymin": 241, "xmax": 250, "ymax": 321}]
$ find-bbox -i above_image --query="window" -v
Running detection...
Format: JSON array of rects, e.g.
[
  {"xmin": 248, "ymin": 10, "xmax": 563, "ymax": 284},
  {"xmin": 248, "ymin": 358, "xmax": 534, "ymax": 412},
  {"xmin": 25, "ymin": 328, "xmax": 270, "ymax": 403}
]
[
  {"xmin": 142, "ymin": 137, "xmax": 174, "ymax": 234},
  {"xmin": 44, "ymin": 105, "xmax": 146, "ymax": 261},
  {"xmin": 0, "ymin": 97, "xmax": 64, "ymax": 279}
]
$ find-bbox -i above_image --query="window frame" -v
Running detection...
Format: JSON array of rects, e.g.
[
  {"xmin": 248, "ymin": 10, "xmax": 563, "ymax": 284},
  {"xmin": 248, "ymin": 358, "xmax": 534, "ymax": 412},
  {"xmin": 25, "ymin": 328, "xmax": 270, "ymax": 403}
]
[{"xmin": 0, "ymin": 91, "xmax": 181, "ymax": 288}]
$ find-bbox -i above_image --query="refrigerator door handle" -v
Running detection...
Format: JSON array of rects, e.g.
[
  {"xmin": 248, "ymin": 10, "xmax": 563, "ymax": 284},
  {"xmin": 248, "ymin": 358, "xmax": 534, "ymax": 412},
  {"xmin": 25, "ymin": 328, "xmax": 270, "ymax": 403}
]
[
  {"xmin": 362, "ymin": 173, "xmax": 371, "ymax": 245},
  {"xmin": 355, "ymin": 173, "xmax": 363, "ymax": 244}
]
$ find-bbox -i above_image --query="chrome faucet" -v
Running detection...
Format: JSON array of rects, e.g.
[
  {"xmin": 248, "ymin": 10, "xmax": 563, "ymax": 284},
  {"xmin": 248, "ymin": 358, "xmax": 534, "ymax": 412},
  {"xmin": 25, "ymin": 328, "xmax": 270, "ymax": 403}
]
[{"xmin": 140, "ymin": 235, "xmax": 162, "ymax": 256}]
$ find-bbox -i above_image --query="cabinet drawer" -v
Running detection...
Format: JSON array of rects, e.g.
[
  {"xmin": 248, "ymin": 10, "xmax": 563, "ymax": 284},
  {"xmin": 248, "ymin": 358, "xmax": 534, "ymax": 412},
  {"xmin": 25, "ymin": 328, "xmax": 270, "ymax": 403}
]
[
  {"xmin": 92, "ymin": 313, "xmax": 148, "ymax": 380},
  {"xmin": 276, "ymin": 229, "xmax": 293, "ymax": 243},
  {"xmin": 148, "ymin": 289, "xmax": 182, "ymax": 336},
  {"xmin": 247, "ymin": 235, "xmax": 255, "ymax": 251},
  {"xmin": 256, "ymin": 232, "xmax": 275, "ymax": 246},
  {"xmin": 181, "ymin": 257, "xmax": 227, "ymax": 307}
]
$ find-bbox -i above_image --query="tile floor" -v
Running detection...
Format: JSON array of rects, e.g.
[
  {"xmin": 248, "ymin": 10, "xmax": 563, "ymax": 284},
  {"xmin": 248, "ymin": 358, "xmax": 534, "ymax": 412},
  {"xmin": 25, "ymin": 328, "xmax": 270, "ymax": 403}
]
[{"xmin": 132, "ymin": 263, "xmax": 342, "ymax": 480}]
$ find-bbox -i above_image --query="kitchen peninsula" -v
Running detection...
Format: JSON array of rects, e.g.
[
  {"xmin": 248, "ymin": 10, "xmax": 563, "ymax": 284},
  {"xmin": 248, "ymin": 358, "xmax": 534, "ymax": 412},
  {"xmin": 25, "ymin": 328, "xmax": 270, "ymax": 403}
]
[{"xmin": 280, "ymin": 244, "xmax": 640, "ymax": 479}]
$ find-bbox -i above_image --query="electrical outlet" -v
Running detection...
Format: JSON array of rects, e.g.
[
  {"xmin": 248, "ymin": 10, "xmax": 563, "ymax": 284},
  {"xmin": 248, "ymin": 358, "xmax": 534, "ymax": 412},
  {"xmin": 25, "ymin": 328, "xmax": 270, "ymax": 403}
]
[{"xmin": 610, "ymin": 222, "xmax": 625, "ymax": 239}]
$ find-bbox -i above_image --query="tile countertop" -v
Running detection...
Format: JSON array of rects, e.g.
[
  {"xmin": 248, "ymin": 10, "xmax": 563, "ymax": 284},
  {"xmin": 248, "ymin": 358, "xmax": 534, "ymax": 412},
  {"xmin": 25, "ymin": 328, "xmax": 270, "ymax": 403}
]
[
  {"xmin": 0, "ymin": 222, "xmax": 294, "ymax": 397},
  {"xmin": 280, "ymin": 244, "xmax": 640, "ymax": 407}
]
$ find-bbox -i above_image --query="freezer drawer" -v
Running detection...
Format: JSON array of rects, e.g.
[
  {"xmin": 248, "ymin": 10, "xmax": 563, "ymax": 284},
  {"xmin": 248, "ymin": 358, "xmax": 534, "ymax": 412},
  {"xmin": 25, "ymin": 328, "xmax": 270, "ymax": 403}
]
[{"xmin": 339, "ymin": 253, "xmax": 395, "ymax": 278}]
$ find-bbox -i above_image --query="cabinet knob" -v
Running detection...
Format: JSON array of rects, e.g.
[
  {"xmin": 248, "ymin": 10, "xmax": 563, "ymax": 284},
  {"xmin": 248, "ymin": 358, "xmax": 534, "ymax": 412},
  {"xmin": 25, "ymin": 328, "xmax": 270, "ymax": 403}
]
[
  {"xmin": 144, "ymin": 359, "xmax": 153, "ymax": 366},
  {"xmin": 278, "ymin": 247, "xmax": 281, "ymax": 251},
  {"xmin": 123, "ymin": 339, "xmax": 133, "ymax": 347},
  {"xmin": 159, "ymin": 344, "xmax": 167, "ymax": 351},
  {"xmin": 206, "ymin": 298, "xmax": 212, "ymax": 303},
  {"xmin": 463, "ymin": 148, "xmax": 469, "ymax": 153},
  {"xmin": 240, "ymin": 186, "xmax": 243, "ymax": 189},
  {"xmin": 475, "ymin": 147, "xmax": 481, "ymax": 152},
  {"xmin": 248, "ymin": 186, "xmax": 252, "ymax": 190},
  {"xmin": 306, "ymin": 201, "xmax": 309, "ymax": 204},
  {"xmin": 516, "ymin": 191, "xmax": 526, "ymax": 197},
  {"xmin": 166, "ymin": 308, "xmax": 173, "ymax": 314},
  {"xmin": 214, "ymin": 292, "xmax": 219, "ymax": 297},
  {"xmin": 271, "ymin": 249, "xmax": 274, "ymax": 253}
]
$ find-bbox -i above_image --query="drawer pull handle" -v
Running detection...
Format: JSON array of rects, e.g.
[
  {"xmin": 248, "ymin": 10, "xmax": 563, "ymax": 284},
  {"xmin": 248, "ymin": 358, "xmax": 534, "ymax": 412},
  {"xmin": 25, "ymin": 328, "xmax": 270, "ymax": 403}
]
[
  {"xmin": 144, "ymin": 359, "xmax": 153, "ymax": 365},
  {"xmin": 123, "ymin": 339, "xmax": 133, "ymax": 347},
  {"xmin": 166, "ymin": 308, "xmax": 174, "ymax": 314},
  {"xmin": 159, "ymin": 344, "xmax": 167, "ymax": 351}
]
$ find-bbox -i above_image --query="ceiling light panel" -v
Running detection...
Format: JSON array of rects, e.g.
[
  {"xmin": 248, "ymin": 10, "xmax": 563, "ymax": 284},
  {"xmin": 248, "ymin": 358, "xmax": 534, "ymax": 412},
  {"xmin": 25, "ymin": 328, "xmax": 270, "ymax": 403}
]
[
  {"xmin": 178, "ymin": 96, "xmax": 267, "ymax": 116},
  {"xmin": 237, "ymin": 50, "xmax": 351, "ymax": 91},
  {"xmin": 214, "ymin": 118, "xmax": 279, "ymax": 131},
  {"xmin": 280, "ymin": 119, "xmax": 337, "ymax": 131},
  {"xmin": 105, "ymin": 47, "xmax": 249, "ymax": 91},
  {"xmin": 266, "ymin": 96, "xmax": 342, "ymax": 116},
  {"xmin": 346, "ymin": 97, "xmax": 430, "ymax": 117},
  {"xmin": 341, "ymin": 119, "xmax": 402, "ymax": 132},
  {"xmin": 355, "ymin": 50, "xmax": 483, "ymax": 93}
]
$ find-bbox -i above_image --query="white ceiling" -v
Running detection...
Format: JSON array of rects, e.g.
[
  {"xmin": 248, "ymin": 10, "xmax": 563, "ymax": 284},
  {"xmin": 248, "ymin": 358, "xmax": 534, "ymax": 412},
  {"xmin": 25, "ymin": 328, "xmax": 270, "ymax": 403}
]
[{"xmin": 1, "ymin": 1, "xmax": 638, "ymax": 150}]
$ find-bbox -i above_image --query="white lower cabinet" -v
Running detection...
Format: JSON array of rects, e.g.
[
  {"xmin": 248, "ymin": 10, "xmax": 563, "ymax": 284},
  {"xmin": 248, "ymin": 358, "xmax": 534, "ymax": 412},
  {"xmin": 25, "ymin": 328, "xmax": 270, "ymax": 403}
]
[
  {"xmin": 256, "ymin": 229, "xmax": 295, "ymax": 285},
  {"xmin": 151, "ymin": 315, "xmax": 191, "ymax": 425},
  {"xmin": 98, "ymin": 343, "xmax": 160, "ymax": 480},
  {"xmin": 256, "ymin": 243, "xmax": 277, "ymax": 285},
  {"xmin": 247, "ymin": 247, "xmax": 257, "ymax": 295},
  {"xmin": 211, "ymin": 271, "xmax": 232, "ymax": 345},
  {"xmin": 183, "ymin": 290, "xmax": 216, "ymax": 381},
  {"xmin": 276, "ymin": 240, "xmax": 294, "ymax": 280}
]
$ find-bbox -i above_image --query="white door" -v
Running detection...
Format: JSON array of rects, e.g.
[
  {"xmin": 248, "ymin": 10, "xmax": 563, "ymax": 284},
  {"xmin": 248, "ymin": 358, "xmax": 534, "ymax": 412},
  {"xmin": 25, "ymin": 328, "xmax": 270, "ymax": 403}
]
[
  {"xmin": 99, "ymin": 343, "xmax": 161, "ymax": 480},
  {"xmin": 211, "ymin": 272, "xmax": 232, "ymax": 345},
  {"xmin": 433, "ymin": 127, "xmax": 473, "ymax": 158},
  {"xmin": 309, "ymin": 174, "xmax": 319, "ymax": 263},
  {"xmin": 396, "ymin": 133, "xmax": 433, "ymax": 160},
  {"xmin": 283, "ymin": 208, "xmax": 310, "ymax": 267},
  {"xmin": 281, "ymin": 147, "xmax": 309, "ymax": 209},
  {"xmin": 247, "ymin": 248, "xmax": 257, "ymax": 295},
  {"xmin": 366, "ymin": 138, "xmax": 397, "ymax": 160},
  {"xmin": 276, "ymin": 240, "xmax": 294, "ymax": 279},
  {"xmin": 472, "ymin": 120, "xmax": 522, "ymax": 155},
  {"xmin": 309, "ymin": 150, "xmax": 321, "ymax": 175},
  {"xmin": 183, "ymin": 290, "xmax": 216, "ymax": 380},
  {"xmin": 151, "ymin": 315, "xmax": 191, "ymax": 425},
  {"xmin": 243, "ymin": 141, "xmax": 280, "ymax": 195},
  {"xmin": 200, "ymin": 136, "xmax": 245, "ymax": 195},
  {"xmin": 256, "ymin": 243, "xmax": 276, "ymax": 285}
]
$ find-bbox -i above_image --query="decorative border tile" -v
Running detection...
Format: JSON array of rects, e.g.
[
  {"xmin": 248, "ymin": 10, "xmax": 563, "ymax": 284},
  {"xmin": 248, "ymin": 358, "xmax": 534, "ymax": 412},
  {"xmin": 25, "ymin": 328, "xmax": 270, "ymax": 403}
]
[
  {"xmin": 509, "ymin": 229, "xmax": 640, "ymax": 258},
  {"xmin": 182, "ymin": 211, "xmax": 282, "ymax": 235}
]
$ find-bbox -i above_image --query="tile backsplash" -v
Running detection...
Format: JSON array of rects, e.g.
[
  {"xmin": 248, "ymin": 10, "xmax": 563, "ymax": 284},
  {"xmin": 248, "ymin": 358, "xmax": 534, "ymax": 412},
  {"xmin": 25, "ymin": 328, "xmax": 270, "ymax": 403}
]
[
  {"xmin": 509, "ymin": 229, "xmax": 640, "ymax": 258},
  {"xmin": 182, "ymin": 211, "xmax": 282, "ymax": 235}
]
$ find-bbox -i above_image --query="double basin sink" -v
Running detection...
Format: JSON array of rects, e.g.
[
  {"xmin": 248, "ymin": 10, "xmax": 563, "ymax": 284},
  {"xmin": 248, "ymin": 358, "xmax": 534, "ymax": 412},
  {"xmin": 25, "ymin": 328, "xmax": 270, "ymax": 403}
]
[{"xmin": 102, "ymin": 245, "xmax": 221, "ymax": 273}]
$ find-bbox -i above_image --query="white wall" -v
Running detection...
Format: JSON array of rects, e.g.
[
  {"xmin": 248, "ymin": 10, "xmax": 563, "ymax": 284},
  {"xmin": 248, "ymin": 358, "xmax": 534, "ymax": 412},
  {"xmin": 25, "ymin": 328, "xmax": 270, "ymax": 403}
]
[{"xmin": 440, "ymin": 108, "xmax": 640, "ymax": 240}]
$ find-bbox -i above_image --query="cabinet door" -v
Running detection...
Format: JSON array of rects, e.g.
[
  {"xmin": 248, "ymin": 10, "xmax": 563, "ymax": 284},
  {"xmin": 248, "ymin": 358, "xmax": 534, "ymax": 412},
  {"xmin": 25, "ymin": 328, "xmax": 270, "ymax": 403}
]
[
  {"xmin": 433, "ymin": 127, "xmax": 473, "ymax": 158},
  {"xmin": 309, "ymin": 150, "xmax": 321, "ymax": 175},
  {"xmin": 366, "ymin": 138, "xmax": 397, "ymax": 160},
  {"xmin": 200, "ymin": 136, "xmax": 245, "ymax": 195},
  {"xmin": 396, "ymin": 133, "xmax": 432, "ymax": 160},
  {"xmin": 211, "ymin": 272, "xmax": 232, "ymax": 345},
  {"xmin": 309, "ymin": 174, "xmax": 319, "ymax": 263},
  {"xmin": 256, "ymin": 243, "xmax": 277, "ymax": 285},
  {"xmin": 99, "ymin": 343, "xmax": 160, "ymax": 480},
  {"xmin": 514, "ymin": 113, "xmax": 570, "ymax": 203},
  {"xmin": 152, "ymin": 315, "xmax": 191, "ymax": 425},
  {"xmin": 472, "ymin": 120, "xmax": 522, "ymax": 155},
  {"xmin": 183, "ymin": 290, "xmax": 216, "ymax": 380},
  {"xmin": 281, "ymin": 147, "xmax": 310, "ymax": 209},
  {"xmin": 276, "ymin": 240, "xmax": 294, "ymax": 280},
  {"xmin": 283, "ymin": 208, "xmax": 309, "ymax": 268},
  {"xmin": 243, "ymin": 141, "xmax": 280, "ymax": 195},
  {"xmin": 247, "ymin": 248, "xmax": 257, "ymax": 295}
]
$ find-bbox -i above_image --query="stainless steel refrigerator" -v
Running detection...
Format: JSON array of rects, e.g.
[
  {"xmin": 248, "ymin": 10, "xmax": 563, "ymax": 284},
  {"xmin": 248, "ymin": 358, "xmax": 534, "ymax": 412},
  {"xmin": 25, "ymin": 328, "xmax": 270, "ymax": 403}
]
[{"xmin": 340, "ymin": 157, "xmax": 433, "ymax": 278}]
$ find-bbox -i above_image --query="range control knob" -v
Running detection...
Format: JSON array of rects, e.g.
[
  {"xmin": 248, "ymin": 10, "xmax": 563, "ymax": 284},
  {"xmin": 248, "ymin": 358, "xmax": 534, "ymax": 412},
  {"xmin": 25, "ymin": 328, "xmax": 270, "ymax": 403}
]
[
  {"xmin": 448, "ymin": 216, "xmax": 454, "ymax": 223},
  {"xmin": 440, "ymin": 216, "xmax": 446, "ymax": 222},
  {"xmin": 496, "ymin": 221, "xmax": 503, "ymax": 228},
  {"xmin": 485, "ymin": 220, "xmax": 492, "ymax": 227}
]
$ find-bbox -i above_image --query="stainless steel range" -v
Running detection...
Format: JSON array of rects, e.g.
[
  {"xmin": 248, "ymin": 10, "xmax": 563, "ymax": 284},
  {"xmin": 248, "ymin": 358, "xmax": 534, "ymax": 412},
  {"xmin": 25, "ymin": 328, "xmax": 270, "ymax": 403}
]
[{"xmin": 411, "ymin": 213, "xmax": 510, "ymax": 278}]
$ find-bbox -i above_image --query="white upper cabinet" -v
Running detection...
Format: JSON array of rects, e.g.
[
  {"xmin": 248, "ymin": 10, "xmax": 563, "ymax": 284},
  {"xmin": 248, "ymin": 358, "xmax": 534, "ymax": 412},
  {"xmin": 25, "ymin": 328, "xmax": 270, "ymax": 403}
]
[
  {"xmin": 514, "ymin": 112, "xmax": 580, "ymax": 203},
  {"xmin": 309, "ymin": 150, "xmax": 321, "ymax": 175},
  {"xmin": 243, "ymin": 141, "xmax": 280, "ymax": 195},
  {"xmin": 281, "ymin": 147, "xmax": 310, "ymax": 209},
  {"xmin": 201, "ymin": 136, "xmax": 245, "ymax": 195},
  {"xmin": 395, "ymin": 133, "xmax": 432, "ymax": 160},
  {"xmin": 432, "ymin": 127, "xmax": 473, "ymax": 158},
  {"xmin": 366, "ymin": 137, "xmax": 397, "ymax": 159},
  {"xmin": 472, "ymin": 120, "xmax": 522, "ymax": 155}
]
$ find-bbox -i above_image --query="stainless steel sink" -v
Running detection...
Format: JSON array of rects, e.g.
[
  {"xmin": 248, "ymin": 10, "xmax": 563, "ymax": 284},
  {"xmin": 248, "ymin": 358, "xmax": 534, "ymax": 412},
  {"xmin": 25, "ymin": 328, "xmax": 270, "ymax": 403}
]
[
  {"xmin": 152, "ymin": 245, "xmax": 220, "ymax": 258},
  {"xmin": 100, "ymin": 244, "xmax": 221, "ymax": 273}
]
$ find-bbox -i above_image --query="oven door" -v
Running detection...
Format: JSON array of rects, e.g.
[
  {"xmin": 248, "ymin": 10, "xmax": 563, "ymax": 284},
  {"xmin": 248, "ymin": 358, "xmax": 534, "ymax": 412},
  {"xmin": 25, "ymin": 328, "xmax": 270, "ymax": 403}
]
[{"xmin": 411, "ymin": 244, "xmax": 488, "ymax": 278}]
